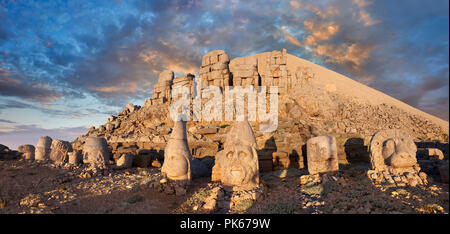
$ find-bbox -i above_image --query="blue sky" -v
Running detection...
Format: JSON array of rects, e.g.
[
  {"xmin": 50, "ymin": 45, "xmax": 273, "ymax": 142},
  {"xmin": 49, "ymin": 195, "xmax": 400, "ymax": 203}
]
[{"xmin": 0, "ymin": 0, "xmax": 448, "ymax": 149}]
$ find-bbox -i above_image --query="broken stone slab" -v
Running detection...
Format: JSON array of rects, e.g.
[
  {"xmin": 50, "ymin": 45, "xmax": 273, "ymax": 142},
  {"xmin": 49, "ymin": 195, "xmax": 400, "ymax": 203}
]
[{"xmin": 306, "ymin": 136, "xmax": 338, "ymax": 175}]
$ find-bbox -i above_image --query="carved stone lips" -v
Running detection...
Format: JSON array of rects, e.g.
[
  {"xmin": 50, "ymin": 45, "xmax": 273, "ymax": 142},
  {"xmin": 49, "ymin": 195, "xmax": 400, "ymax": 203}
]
[{"xmin": 231, "ymin": 168, "xmax": 243, "ymax": 177}]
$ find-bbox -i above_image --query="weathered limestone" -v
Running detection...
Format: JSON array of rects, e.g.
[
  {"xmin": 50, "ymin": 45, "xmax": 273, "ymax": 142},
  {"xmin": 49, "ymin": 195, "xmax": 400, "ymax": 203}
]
[
  {"xmin": 161, "ymin": 120, "xmax": 192, "ymax": 181},
  {"xmin": 306, "ymin": 136, "xmax": 338, "ymax": 175},
  {"xmin": 212, "ymin": 119, "xmax": 259, "ymax": 191},
  {"xmin": 68, "ymin": 150, "xmax": 82, "ymax": 165},
  {"xmin": 369, "ymin": 129, "xmax": 419, "ymax": 173},
  {"xmin": 18, "ymin": 144, "xmax": 35, "ymax": 160},
  {"xmin": 293, "ymin": 66, "xmax": 315, "ymax": 88},
  {"xmin": 152, "ymin": 70, "xmax": 174, "ymax": 104},
  {"xmin": 116, "ymin": 153, "xmax": 133, "ymax": 169},
  {"xmin": 199, "ymin": 50, "xmax": 230, "ymax": 89},
  {"xmin": 82, "ymin": 136, "xmax": 110, "ymax": 166},
  {"xmin": 368, "ymin": 129, "xmax": 423, "ymax": 186},
  {"xmin": 50, "ymin": 140, "xmax": 73, "ymax": 163},
  {"xmin": 260, "ymin": 49, "xmax": 289, "ymax": 93},
  {"xmin": 229, "ymin": 56, "xmax": 260, "ymax": 88},
  {"xmin": 35, "ymin": 136, "xmax": 52, "ymax": 161},
  {"xmin": 171, "ymin": 73, "xmax": 195, "ymax": 104}
]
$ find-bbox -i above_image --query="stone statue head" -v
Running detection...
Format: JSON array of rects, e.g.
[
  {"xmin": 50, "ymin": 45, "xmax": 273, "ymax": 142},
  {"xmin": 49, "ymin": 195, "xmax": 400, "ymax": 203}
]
[
  {"xmin": 82, "ymin": 136, "xmax": 110, "ymax": 166},
  {"xmin": 50, "ymin": 139, "xmax": 73, "ymax": 163},
  {"xmin": 381, "ymin": 137, "xmax": 417, "ymax": 168},
  {"xmin": 369, "ymin": 129, "xmax": 418, "ymax": 172},
  {"xmin": 213, "ymin": 120, "xmax": 259, "ymax": 191},
  {"xmin": 161, "ymin": 120, "xmax": 192, "ymax": 181},
  {"xmin": 35, "ymin": 136, "xmax": 52, "ymax": 161},
  {"xmin": 18, "ymin": 144, "xmax": 35, "ymax": 160}
]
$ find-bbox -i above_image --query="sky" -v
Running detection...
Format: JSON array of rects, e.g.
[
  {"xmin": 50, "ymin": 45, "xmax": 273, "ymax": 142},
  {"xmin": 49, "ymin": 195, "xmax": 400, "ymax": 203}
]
[{"xmin": 0, "ymin": 0, "xmax": 448, "ymax": 149}]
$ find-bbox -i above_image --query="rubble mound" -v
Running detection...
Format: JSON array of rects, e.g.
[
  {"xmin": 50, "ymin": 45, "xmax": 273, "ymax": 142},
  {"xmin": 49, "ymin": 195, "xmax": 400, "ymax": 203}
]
[{"xmin": 70, "ymin": 49, "xmax": 448, "ymax": 174}]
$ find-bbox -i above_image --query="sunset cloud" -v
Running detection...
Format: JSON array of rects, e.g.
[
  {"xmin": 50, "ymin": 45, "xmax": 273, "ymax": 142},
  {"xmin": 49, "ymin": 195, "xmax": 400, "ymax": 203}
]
[
  {"xmin": 303, "ymin": 20, "xmax": 340, "ymax": 46},
  {"xmin": 352, "ymin": 0, "xmax": 380, "ymax": 26},
  {"xmin": 285, "ymin": 35, "xmax": 302, "ymax": 47},
  {"xmin": 0, "ymin": 0, "xmax": 448, "ymax": 148}
]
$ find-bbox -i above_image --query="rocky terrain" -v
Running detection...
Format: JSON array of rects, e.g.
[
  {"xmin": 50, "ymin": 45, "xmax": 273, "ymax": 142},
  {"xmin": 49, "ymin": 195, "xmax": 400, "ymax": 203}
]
[
  {"xmin": 0, "ymin": 159, "xmax": 447, "ymax": 214},
  {"xmin": 1, "ymin": 49, "xmax": 448, "ymax": 214}
]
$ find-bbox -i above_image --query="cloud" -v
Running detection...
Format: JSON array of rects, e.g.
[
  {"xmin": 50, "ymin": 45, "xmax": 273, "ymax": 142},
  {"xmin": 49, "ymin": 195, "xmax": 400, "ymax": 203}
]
[
  {"xmin": 284, "ymin": 35, "xmax": 302, "ymax": 47},
  {"xmin": 303, "ymin": 20, "xmax": 340, "ymax": 46},
  {"xmin": 352, "ymin": 0, "xmax": 380, "ymax": 26},
  {"xmin": 312, "ymin": 43, "xmax": 375, "ymax": 71},
  {"xmin": 0, "ymin": 0, "xmax": 447, "ymax": 127},
  {"xmin": 0, "ymin": 124, "xmax": 88, "ymax": 150},
  {"xmin": 0, "ymin": 68, "xmax": 61, "ymax": 103},
  {"xmin": 0, "ymin": 119, "xmax": 15, "ymax": 124}
]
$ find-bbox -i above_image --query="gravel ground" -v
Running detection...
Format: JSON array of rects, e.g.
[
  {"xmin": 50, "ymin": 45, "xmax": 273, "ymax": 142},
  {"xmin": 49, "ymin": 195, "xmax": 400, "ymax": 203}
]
[{"xmin": 0, "ymin": 160, "xmax": 447, "ymax": 214}]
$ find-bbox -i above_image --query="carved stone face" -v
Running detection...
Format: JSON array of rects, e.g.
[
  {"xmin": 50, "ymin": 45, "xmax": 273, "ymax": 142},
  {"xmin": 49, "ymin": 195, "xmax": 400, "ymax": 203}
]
[
  {"xmin": 50, "ymin": 140, "xmax": 72, "ymax": 163},
  {"xmin": 306, "ymin": 136, "xmax": 338, "ymax": 175},
  {"xmin": 161, "ymin": 121, "xmax": 192, "ymax": 181},
  {"xmin": 82, "ymin": 136, "xmax": 109, "ymax": 165},
  {"xmin": 162, "ymin": 143, "xmax": 190, "ymax": 181},
  {"xmin": 35, "ymin": 136, "xmax": 52, "ymax": 161},
  {"xmin": 382, "ymin": 137, "xmax": 417, "ymax": 168},
  {"xmin": 212, "ymin": 120, "xmax": 260, "ymax": 191},
  {"xmin": 217, "ymin": 145, "xmax": 258, "ymax": 187}
]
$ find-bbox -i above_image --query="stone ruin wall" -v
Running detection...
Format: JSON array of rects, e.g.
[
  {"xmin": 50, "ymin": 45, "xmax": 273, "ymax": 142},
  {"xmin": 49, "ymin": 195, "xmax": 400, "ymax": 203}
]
[{"xmin": 72, "ymin": 49, "xmax": 449, "ymax": 173}]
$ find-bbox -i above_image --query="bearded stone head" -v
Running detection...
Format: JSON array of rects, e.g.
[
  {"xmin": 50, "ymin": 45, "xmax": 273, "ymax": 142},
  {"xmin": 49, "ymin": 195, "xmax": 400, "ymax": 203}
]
[
  {"xmin": 161, "ymin": 120, "xmax": 192, "ymax": 181},
  {"xmin": 212, "ymin": 120, "xmax": 259, "ymax": 191}
]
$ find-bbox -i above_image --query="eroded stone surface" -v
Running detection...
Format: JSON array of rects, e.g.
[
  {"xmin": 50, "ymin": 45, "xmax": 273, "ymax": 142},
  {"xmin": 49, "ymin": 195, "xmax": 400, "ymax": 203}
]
[
  {"xmin": 152, "ymin": 70, "xmax": 174, "ymax": 104},
  {"xmin": 369, "ymin": 129, "xmax": 419, "ymax": 173},
  {"xmin": 49, "ymin": 140, "xmax": 72, "ymax": 163},
  {"xmin": 200, "ymin": 50, "xmax": 230, "ymax": 89},
  {"xmin": 35, "ymin": 136, "xmax": 52, "ymax": 161},
  {"xmin": 306, "ymin": 136, "xmax": 338, "ymax": 175},
  {"xmin": 82, "ymin": 136, "xmax": 110, "ymax": 166},
  {"xmin": 368, "ymin": 129, "xmax": 424, "ymax": 186},
  {"xmin": 161, "ymin": 120, "xmax": 192, "ymax": 181},
  {"xmin": 18, "ymin": 144, "xmax": 35, "ymax": 160},
  {"xmin": 68, "ymin": 150, "xmax": 82, "ymax": 165},
  {"xmin": 212, "ymin": 119, "xmax": 259, "ymax": 191}
]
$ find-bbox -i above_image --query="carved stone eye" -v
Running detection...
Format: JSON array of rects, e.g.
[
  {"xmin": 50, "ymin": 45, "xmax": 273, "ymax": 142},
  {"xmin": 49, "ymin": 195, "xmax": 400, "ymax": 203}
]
[
  {"xmin": 226, "ymin": 151, "xmax": 234, "ymax": 159},
  {"xmin": 238, "ymin": 151, "xmax": 249, "ymax": 160}
]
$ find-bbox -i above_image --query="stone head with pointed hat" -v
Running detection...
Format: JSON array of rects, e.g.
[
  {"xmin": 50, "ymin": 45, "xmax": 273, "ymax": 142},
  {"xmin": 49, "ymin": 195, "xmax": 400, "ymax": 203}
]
[
  {"xmin": 212, "ymin": 119, "xmax": 259, "ymax": 191},
  {"xmin": 161, "ymin": 120, "xmax": 192, "ymax": 181}
]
